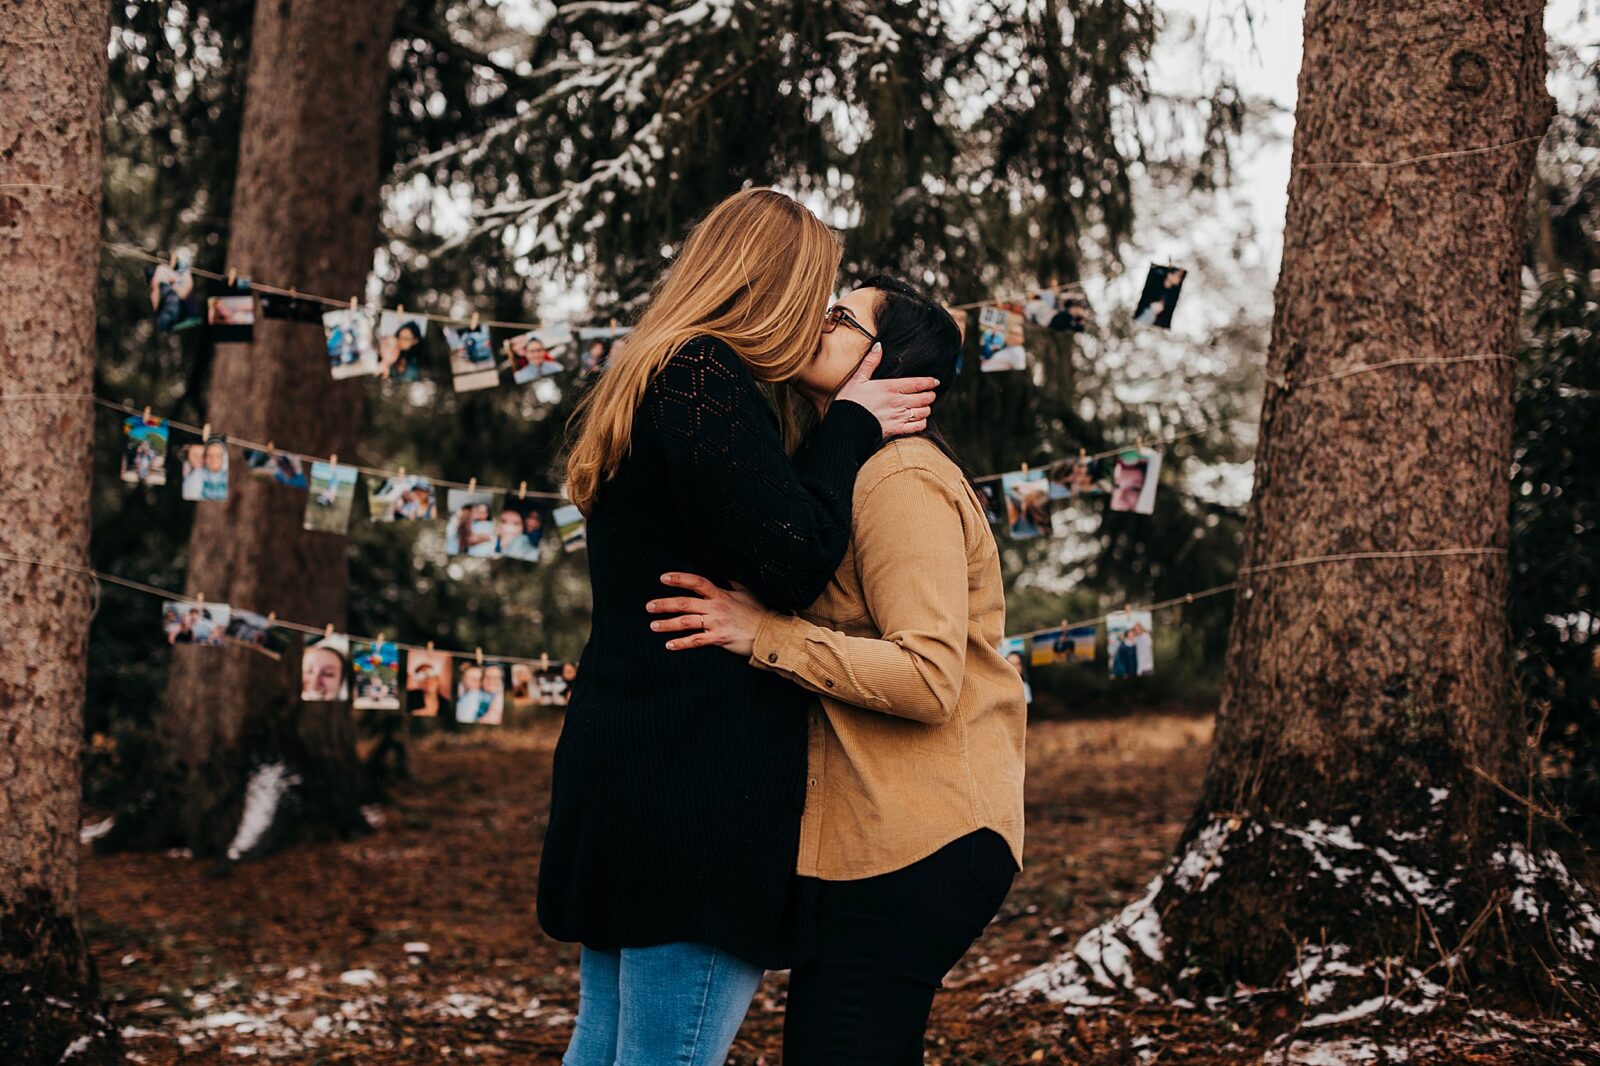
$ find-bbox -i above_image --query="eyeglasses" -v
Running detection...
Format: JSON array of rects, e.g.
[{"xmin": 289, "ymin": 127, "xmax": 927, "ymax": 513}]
[{"xmin": 822, "ymin": 304, "xmax": 877, "ymax": 346}]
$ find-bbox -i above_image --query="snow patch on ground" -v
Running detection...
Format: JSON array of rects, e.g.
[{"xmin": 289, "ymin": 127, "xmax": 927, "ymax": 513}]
[
  {"xmin": 78, "ymin": 816, "xmax": 115, "ymax": 845},
  {"xmin": 1283, "ymin": 1036, "xmax": 1415, "ymax": 1064},
  {"xmin": 226, "ymin": 763, "xmax": 300, "ymax": 862}
]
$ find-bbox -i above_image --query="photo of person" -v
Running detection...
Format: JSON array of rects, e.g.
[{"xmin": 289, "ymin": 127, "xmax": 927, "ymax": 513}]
[
  {"xmin": 445, "ymin": 489, "xmax": 500, "ymax": 557},
  {"xmin": 161, "ymin": 599, "xmax": 229, "ymax": 647},
  {"xmin": 998, "ymin": 637, "xmax": 1032, "ymax": 706},
  {"xmin": 1107, "ymin": 610, "xmax": 1155, "ymax": 679},
  {"xmin": 445, "ymin": 325, "xmax": 499, "ymax": 392},
  {"xmin": 301, "ymin": 633, "xmax": 350, "ymax": 701},
  {"xmin": 1133, "ymin": 265, "xmax": 1187, "ymax": 329},
  {"xmin": 1023, "ymin": 285, "xmax": 1092, "ymax": 333},
  {"xmin": 207, "ymin": 287, "xmax": 255, "ymax": 344},
  {"xmin": 973, "ymin": 477, "xmax": 1008, "ymax": 525},
  {"xmin": 147, "ymin": 258, "xmax": 203, "ymax": 333},
  {"xmin": 179, "ymin": 434, "xmax": 229, "ymax": 502},
  {"xmin": 257, "ymin": 292, "xmax": 327, "ymax": 323},
  {"xmin": 1001, "ymin": 469, "xmax": 1053, "ymax": 540},
  {"xmin": 376, "ymin": 310, "xmax": 429, "ymax": 381},
  {"xmin": 1110, "ymin": 448, "xmax": 1163, "ymax": 515},
  {"xmin": 506, "ymin": 325, "xmax": 572, "ymax": 384},
  {"xmin": 577, "ymin": 326, "xmax": 630, "ymax": 374},
  {"xmin": 552, "ymin": 503, "xmax": 587, "ymax": 552},
  {"xmin": 221, "ymin": 608, "xmax": 287, "ymax": 659},
  {"xmin": 303, "ymin": 461, "xmax": 360, "ymax": 534},
  {"xmin": 496, "ymin": 497, "xmax": 548, "ymax": 562},
  {"xmin": 535, "ymin": 661, "xmax": 578, "ymax": 707},
  {"xmin": 455, "ymin": 660, "xmax": 506, "ymax": 725},
  {"xmin": 510, "ymin": 663, "xmax": 537, "ymax": 710},
  {"xmin": 351, "ymin": 640, "xmax": 401, "ymax": 711},
  {"xmin": 1047, "ymin": 454, "xmax": 1111, "ymax": 500},
  {"xmin": 405, "ymin": 650, "xmax": 454, "ymax": 719},
  {"xmin": 120, "ymin": 416, "xmax": 169, "ymax": 486},
  {"xmin": 1030, "ymin": 625, "xmax": 1096, "ymax": 667},
  {"xmin": 323, "ymin": 308, "xmax": 380, "ymax": 379},
  {"xmin": 1064, "ymin": 625, "xmax": 1098, "ymax": 664},
  {"xmin": 978, "ymin": 304, "xmax": 1026, "ymax": 372},
  {"xmin": 369, "ymin": 475, "xmax": 438, "ymax": 522},
  {"xmin": 243, "ymin": 448, "xmax": 308, "ymax": 489}
]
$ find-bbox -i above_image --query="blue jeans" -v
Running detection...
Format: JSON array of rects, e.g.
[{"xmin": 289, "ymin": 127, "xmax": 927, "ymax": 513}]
[{"xmin": 562, "ymin": 942, "xmax": 765, "ymax": 1066}]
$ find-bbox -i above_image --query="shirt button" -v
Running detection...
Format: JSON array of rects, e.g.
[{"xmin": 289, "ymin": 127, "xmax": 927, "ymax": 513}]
[
  {"xmin": 767, "ymin": 652, "xmax": 778, "ymax": 663},
  {"xmin": 808, "ymin": 778, "xmax": 818, "ymax": 788},
  {"xmin": 823, "ymin": 678, "xmax": 834, "ymax": 688}
]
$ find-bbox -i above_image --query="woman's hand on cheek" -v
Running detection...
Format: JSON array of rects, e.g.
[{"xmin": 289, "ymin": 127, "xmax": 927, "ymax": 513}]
[
  {"xmin": 832, "ymin": 343, "xmax": 939, "ymax": 440},
  {"xmin": 645, "ymin": 572, "xmax": 765, "ymax": 657}
]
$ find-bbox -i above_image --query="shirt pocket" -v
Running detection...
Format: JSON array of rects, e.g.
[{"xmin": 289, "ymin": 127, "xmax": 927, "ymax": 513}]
[{"xmin": 802, "ymin": 541, "xmax": 871, "ymax": 627}]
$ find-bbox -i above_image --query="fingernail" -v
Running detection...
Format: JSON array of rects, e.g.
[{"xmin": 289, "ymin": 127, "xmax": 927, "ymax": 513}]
[
  {"xmin": 646, "ymin": 602, "xmax": 657, "ymax": 611},
  {"xmin": 650, "ymin": 621, "xmax": 661, "ymax": 631}
]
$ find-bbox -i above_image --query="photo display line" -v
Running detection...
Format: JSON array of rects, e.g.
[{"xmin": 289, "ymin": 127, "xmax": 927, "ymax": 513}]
[
  {"xmin": 0, "ymin": 549, "xmax": 561, "ymax": 668},
  {"xmin": 1004, "ymin": 545, "xmax": 1508, "ymax": 642}
]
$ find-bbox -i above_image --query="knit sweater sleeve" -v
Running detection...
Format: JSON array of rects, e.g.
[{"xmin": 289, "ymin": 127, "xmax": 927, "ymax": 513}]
[{"xmin": 641, "ymin": 336, "xmax": 882, "ymax": 613}]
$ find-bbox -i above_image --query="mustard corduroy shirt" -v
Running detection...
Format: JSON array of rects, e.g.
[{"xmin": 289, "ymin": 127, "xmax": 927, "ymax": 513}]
[{"xmin": 749, "ymin": 435, "xmax": 1028, "ymax": 880}]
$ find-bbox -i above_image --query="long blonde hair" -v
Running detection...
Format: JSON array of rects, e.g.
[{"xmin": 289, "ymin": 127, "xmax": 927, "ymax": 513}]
[{"xmin": 565, "ymin": 188, "xmax": 843, "ymax": 513}]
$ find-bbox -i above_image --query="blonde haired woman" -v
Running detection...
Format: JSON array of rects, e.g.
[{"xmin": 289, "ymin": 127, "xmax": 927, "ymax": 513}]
[{"xmin": 538, "ymin": 189, "xmax": 939, "ymax": 1066}]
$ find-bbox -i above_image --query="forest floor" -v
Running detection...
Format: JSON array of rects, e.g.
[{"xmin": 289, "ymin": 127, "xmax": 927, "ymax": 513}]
[{"xmin": 80, "ymin": 710, "xmax": 1592, "ymax": 1065}]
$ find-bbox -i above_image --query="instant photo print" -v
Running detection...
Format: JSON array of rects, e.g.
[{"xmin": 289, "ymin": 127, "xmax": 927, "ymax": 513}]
[
  {"xmin": 304, "ymin": 461, "xmax": 360, "ymax": 534},
  {"xmin": 455, "ymin": 659, "xmax": 507, "ymax": 725},
  {"xmin": 162, "ymin": 599, "xmax": 230, "ymax": 647},
  {"xmin": 553, "ymin": 504, "xmax": 588, "ymax": 552},
  {"xmin": 1107, "ymin": 610, "xmax": 1155, "ymax": 679},
  {"xmin": 207, "ymin": 282, "xmax": 256, "ymax": 344},
  {"xmin": 973, "ymin": 477, "xmax": 1008, "ymax": 525},
  {"xmin": 222, "ymin": 609, "xmax": 288, "ymax": 659},
  {"xmin": 496, "ymin": 496, "xmax": 549, "ymax": 562},
  {"xmin": 352, "ymin": 640, "xmax": 402, "ymax": 711},
  {"xmin": 978, "ymin": 305, "xmax": 1026, "ymax": 372},
  {"xmin": 301, "ymin": 633, "xmax": 351, "ymax": 702},
  {"xmin": 1001, "ymin": 469, "xmax": 1053, "ymax": 540},
  {"xmin": 323, "ymin": 308, "xmax": 381, "ymax": 379},
  {"xmin": 506, "ymin": 325, "xmax": 573, "ymax": 384},
  {"xmin": 577, "ymin": 326, "xmax": 630, "ymax": 375},
  {"xmin": 147, "ymin": 259, "xmax": 203, "ymax": 333},
  {"xmin": 446, "ymin": 490, "xmax": 501, "ymax": 557},
  {"xmin": 179, "ymin": 434, "xmax": 230, "ymax": 502},
  {"xmin": 377, "ymin": 310, "xmax": 429, "ymax": 381},
  {"xmin": 258, "ymin": 291, "xmax": 330, "ymax": 324},
  {"xmin": 120, "ymin": 416, "xmax": 170, "ymax": 486},
  {"xmin": 370, "ymin": 475, "xmax": 438, "ymax": 523},
  {"xmin": 446, "ymin": 325, "xmax": 499, "ymax": 392},
  {"xmin": 1133, "ymin": 265, "xmax": 1186, "ymax": 329},
  {"xmin": 244, "ymin": 448, "xmax": 308, "ymax": 488},
  {"xmin": 1110, "ymin": 449, "xmax": 1163, "ymax": 515},
  {"xmin": 405, "ymin": 650, "xmax": 454, "ymax": 719}
]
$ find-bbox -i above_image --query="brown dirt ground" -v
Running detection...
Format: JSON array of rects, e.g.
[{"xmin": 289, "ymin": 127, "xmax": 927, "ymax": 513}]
[{"xmin": 80, "ymin": 712, "xmax": 1594, "ymax": 1064}]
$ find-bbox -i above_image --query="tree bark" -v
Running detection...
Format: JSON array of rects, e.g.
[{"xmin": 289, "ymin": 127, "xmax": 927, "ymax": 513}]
[
  {"xmin": 0, "ymin": 2, "xmax": 120, "ymax": 1061},
  {"xmin": 1013, "ymin": 0, "xmax": 1599, "ymax": 1033},
  {"xmin": 107, "ymin": 0, "xmax": 401, "ymax": 859}
]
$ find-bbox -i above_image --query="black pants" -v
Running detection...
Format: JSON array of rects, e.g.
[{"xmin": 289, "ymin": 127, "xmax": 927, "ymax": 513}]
[{"xmin": 783, "ymin": 828, "xmax": 1016, "ymax": 1065}]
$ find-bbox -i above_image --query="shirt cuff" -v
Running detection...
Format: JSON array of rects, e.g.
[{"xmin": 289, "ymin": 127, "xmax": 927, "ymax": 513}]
[{"xmin": 751, "ymin": 611, "xmax": 812, "ymax": 675}]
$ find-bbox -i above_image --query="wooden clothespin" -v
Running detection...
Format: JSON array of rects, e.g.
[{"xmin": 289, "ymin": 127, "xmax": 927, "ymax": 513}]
[
  {"xmin": 349, "ymin": 295, "xmax": 359, "ymax": 311},
  {"xmin": 195, "ymin": 592, "xmax": 205, "ymax": 609},
  {"xmin": 376, "ymin": 632, "xmax": 386, "ymax": 648},
  {"xmin": 141, "ymin": 406, "xmax": 153, "ymax": 425},
  {"xmin": 202, "ymin": 422, "xmax": 212, "ymax": 441},
  {"xmin": 168, "ymin": 251, "xmax": 178, "ymax": 268},
  {"xmin": 266, "ymin": 611, "xmax": 277, "ymax": 628},
  {"xmin": 475, "ymin": 647, "xmax": 484, "ymax": 666},
  {"xmin": 325, "ymin": 622, "xmax": 335, "ymax": 639},
  {"xmin": 609, "ymin": 317, "xmax": 618, "ymax": 331},
  {"xmin": 469, "ymin": 311, "xmax": 480, "ymax": 330},
  {"xmin": 289, "ymin": 286, "xmax": 298, "ymax": 300},
  {"xmin": 426, "ymin": 640, "xmax": 435, "ymax": 652},
  {"xmin": 397, "ymin": 304, "xmax": 405, "ymax": 318},
  {"xmin": 329, "ymin": 453, "xmax": 339, "ymax": 468},
  {"xmin": 1184, "ymin": 593, "xmax": 1195, "ymax": 605},
  {"xmin": 397, "ymin": 465, "xmax": 406, "ymax": 479},
  {"xmin": 1019, "ymin": 461, "xmax": 1029, "ymax": 474},
  {"xmin": 467, "ymin": 477, "xmax": 477, "ymax": 494},
  {"xmin": 540, "ymin": 652, "xmax": 550, "ymax": 671},
  {"xmin": 517, "ymin": 481, "xmax": 527, "ymax": 500},
  {"xmin": 1078, "ymin": 447, "xmax": 1087, "ymax": 461},
  {"xmin": 266, "ymin": 441, "xmax": 276, "ymax": 457}
]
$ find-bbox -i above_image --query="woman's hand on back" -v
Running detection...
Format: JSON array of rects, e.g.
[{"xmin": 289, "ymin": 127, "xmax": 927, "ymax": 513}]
[
  {"xmin": 647, "ymin": 573, "xmax": 766, "ymax": 657},
  {"xmin": 833, "ymin": 343, "xmax": 939, "ymax": 440}
]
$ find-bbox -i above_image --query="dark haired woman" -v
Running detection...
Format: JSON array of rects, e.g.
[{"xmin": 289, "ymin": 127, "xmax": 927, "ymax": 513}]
[{"xmin": 647, "ymin": 276, "xmax": 1027, "ymax": 1063}]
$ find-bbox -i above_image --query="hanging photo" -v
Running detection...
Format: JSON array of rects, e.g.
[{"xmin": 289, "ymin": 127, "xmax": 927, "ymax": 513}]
[
  {"xmin": 207, "ymin": 283, "xmax": 255, "ymax": 344},
  {"xmin": 978, "ymin": 304, "xmax": 1026, "ymax": 372},
  {"xmin": 120, "ymin": 416, "xmax": 169, "ymax": 486},
  {"xmin": 243, "ymin": 448, "xmax": 308, "ymax": 489},
  {"xmin": 535, "ymin": 661, "xmax": 578, "ymax": 707},
  {"xmin": 323, "ymin": 308, "xmax": 380, "ymax": 379},
  {"xmin": 1110, "ymin": 449, "xmax": 1163, "ymax": 515},
  {"xmin": 304, "ymin": 461, "xmax": 360, "ymax": 534},
  {"xmin": 352, "ymin": 640, "xmax": 401, "ymax": 711},
  {"xmin": 147, "ymin": 259, "xmax": 204, "ymax": 333},
  {"xmin": 506, "ymin": 325, "xmax": 573, "ymax": 384},
  {"xmin": 1030, "ymin": 625, "xmax": 1097, "ymax": 667},
  {"xmin": 553, "ymin": 503, "xmax": 588, "ymax": 552},
  {"xmin": 376, "ymin": 310, "xmax": 429, "ymax": 381},
  {"xmin": 1133, "ymin": 265, "xmax": 1187, "ymax": 329},
  {"xmin": 510, "ymin": 664, "xmax": 537, "ymax": 711},
  {"xmin": 577, "ymin": 326, "xmax": 630, "ymax": 374},
  {"xmin": 973, "ymin": 477, "xmax": 1008, "ymax": 525},
  {"xmin": 997, "ymin": 638, "xmax": 1032, "ymax": 705},
  {"xmin": 1047, "ymin": 455, "xmax": 1112, "ymax": 499},
  {"xmin": 179, "ymin": 433, "xmax": 230, "ymax": 502},
  {"xmin": 222, "ymin": 609, "xmax": 287, "ymax": 659},
  {"xmin": 370, "ymin": 474, "xmax": 438, "ymax": 522},
  {"xmin": 301, "ymin": 633, "xmax": 350, "ymax": 702},
  {"xmin": 455, "ymin": 659, "xmax": 507, "ymax": 725},
  {"xmin": 1001, "ymin": 469, "xmax": 1053, "ymax": 540},
  {"xmin": 446, "ymin": 325, "xmax": 499, "ymax": 392},
  {"xmin": 1107, "ymin": 610, "xmax": 1155, "ymax": 679},
  {"xmin": 445, "ymin": 489, "xmax": 500, "ymax": 557},
  {"xmin": 405, "ymin": 649, "xmax": 454, "ymax": 719},
  {"xmin": 1024, "ymin": 285, "xmax": 1092, "ymax": 334},
  {"xmin": 162, "ymin": 599, "xmax": 229, "ymax": 646},
  {"xmin": 496, "ymin": 496, "xmax": 549, "ymax": 562},
  {"xmin": 258, "ymin": 292, "xmax": 328, "ymax": 324}
]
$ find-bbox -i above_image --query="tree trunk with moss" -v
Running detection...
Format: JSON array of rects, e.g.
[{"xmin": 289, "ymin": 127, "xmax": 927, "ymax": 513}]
[
  {"xmin": 104, "ymin": 0, "xmax": 400, "ymax": 861},
  {"xmin": 0, "ymin": 2, "xmax": 121, "ymax": 1062},
  {"xmin": 1012, "ymin": 0, "xmax": 1600, "ymax": 1038}
]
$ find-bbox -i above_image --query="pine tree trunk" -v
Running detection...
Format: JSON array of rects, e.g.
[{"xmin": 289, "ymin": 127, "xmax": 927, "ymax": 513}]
[
  {"xmin": 0, "ymin": 3, "xmax": 121, "ymax": 1061},
  {"xmin": 1013, "ymin": 0, "xmax": 1600, "ymax": 1033},
  {"xmin": 106, "ymin": 0, "xmax": 401, "ymax": 860}
]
